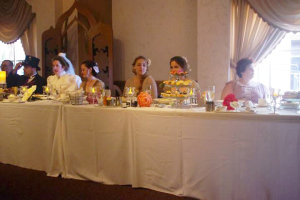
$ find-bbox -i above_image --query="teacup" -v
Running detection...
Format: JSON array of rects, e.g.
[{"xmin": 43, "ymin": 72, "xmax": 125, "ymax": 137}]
[{"xmin": 245, "ymin": 100, "xmax": 253, "ymax": 108}]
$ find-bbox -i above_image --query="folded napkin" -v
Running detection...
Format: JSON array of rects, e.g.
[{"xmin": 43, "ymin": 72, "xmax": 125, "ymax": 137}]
[{"xmin": 22, "ymin": 85, "xmax": 36, "ymax": 102}]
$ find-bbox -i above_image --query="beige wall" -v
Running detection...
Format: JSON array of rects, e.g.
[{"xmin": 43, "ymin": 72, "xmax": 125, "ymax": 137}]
[
  {"xmin": 112, "ymin": 0, "xmax": 198, "ymax": 81},
  {"xmin": 26, "ymin": 0, "xmax": 56, "ymax": 74},
  {"xmin": 197, "ymin": 0, "xmax": 231, "ymax": 99},
  {"xmin": 28, "ymin": 0, "xmax": 231, "ymax": 98}
]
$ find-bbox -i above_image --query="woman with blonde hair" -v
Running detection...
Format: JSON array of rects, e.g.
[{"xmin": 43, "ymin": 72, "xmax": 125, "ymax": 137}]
[{"xmin": 124, "ymin": 56, "xmax": 157, "ymax": 99}]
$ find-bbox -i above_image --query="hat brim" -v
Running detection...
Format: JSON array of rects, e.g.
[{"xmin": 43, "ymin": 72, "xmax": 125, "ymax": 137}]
[{"xmin": 22, "ymin": 62, "xmax": 41, "ymax": 71}]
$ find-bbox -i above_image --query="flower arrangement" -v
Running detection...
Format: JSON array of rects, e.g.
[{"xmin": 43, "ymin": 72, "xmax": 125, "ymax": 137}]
[
  {"xmin": 87, "ymin": 92, "xmax": 101, "ymax": 104},
  {"xmin": 137, "ymin": 92, "xmax": 152, "ymax": 107},
  {"xmin": 170, "ymin": 69, "xmax": 187, "ymax": 76},
  {"xmin": 223, "ymin": 93, "xmax": 238, "ymax": 110}
]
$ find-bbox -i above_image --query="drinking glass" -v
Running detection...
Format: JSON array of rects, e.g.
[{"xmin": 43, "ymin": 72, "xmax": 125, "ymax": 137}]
[
  {"xmin": 13, "ymin": 87, "xmax": 18, "ymax": 96},
  {"xmin": 124, "ymin": 87, "xmax": 129, "ymax": 98},
  {"xmin": 43, "ymin": 86, "xmax": 50, "ymax": 96},
  {"xmin": 270, "ymin": 88, "xmax": 281, "ymax": 114},
  {"xmin": 144, "ymin": 85, "xmax": 151, "ymax": 95},
  {"xmin": 206, "ymin": 86, "xmax": 215, "ymax": 102},
  {"xmin": 19, "ymin": 86, "xmax": 28, "ymax": 101},
  {"xmin": 104, "ymin": 89, "xmax": 111, "ymax": 97},
  {"xmin": 20, "ymin": 86, "xmax": 28, "ymax": 96}
]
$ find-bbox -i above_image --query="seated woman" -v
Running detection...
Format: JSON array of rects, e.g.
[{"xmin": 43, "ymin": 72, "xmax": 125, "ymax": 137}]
[
  {"xmin": 168, "ymin": 56, "xmax": 201, "ymax": 101},
  {"xmin": 124, "ymin": 56, "xmax": 157, "ymax": 99},
  {"xmin": 221, "ymin": 58, "xmax": 268, "ymax": 103},
  {"xmin": 80, "ymin": 60, "xmax": 105, "ymax": 94},
  {"xmin": 47, "ymin": 54, "xmax": 81, "ymax": 94}
]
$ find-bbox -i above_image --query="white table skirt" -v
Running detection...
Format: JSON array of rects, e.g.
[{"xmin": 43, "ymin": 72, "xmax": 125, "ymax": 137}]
[
  {"xmin": 60, "ymin": 105, "xmax": 300, "ymax": 200},
  {"xmin": 0, "ymin": 101, "xmax": 62, "ymax": 173},
  {"xmin": 61, "ymin": 105, "xmax": 132, "ymax": 184},
  {"xmin": 1, "ymin": 102, "xmax": 300, "ymax": 200}
]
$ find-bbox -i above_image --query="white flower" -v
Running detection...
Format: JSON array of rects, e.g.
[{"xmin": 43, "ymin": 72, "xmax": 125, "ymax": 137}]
[{"xmin": 93, "ymin": 66, "xmax": 99, "ymax": 73}]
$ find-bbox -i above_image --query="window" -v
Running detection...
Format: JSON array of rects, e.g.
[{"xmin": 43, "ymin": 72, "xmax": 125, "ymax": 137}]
[
  {"xmin": 254, "ymin": 32, "xmax": 300, "ymax": 91},
  {"xmin": 0, "ymin": 39, "xmax": 26, "ymax": 75}
]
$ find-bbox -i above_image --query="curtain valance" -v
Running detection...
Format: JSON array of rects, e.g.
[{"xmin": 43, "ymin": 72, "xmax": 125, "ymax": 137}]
[
  {"xmin": 247, "ymin": 0, "xmax": 300, "ymax": 32},
  {"xmin": 0, "ymin": 0, "xmax": 35, "ymax": 43},
  {"xmin": 230, "ymin": 0, "xmax": 286, "ymax": 69}
]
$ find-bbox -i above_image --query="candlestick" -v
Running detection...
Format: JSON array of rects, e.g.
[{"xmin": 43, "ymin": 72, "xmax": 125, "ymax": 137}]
[{"xmin": 0, "ymin": 71, "xmax": 6, "ymax": 84}]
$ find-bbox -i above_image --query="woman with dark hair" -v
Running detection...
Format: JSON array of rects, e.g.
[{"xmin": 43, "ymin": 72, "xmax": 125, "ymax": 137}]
[
  {"xmin": 169, "ymin": 56, "xmax": 201, "ymax": 101},
  {"xmin": 80, "ymin": 60, "xmax": 105, "ymax": 94},
  {"xmin": 47, "ymin": 53, "xmax": 81, "ymax": 93},
  {"xmin": 124, "ymin": 56, "xmax": 157, "ymax": 98},
  {"xmin": 221, "ymin": 58, "xmax": 268, "ymax": 103}
]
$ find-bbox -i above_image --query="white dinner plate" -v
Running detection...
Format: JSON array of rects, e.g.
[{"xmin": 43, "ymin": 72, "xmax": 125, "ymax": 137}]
[
  {"xmin": 154, "ymin": 98, "xmax": 176, "ymax": 104},
  {"xmin": 1, "ymin": 100, "xmax": 25, "ymax": 103},
  {"xmin": 215, "ymin": 110, "xmax": 257, "ymax": 114}
]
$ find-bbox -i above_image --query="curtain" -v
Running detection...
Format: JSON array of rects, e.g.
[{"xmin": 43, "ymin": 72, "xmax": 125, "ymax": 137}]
[
  {"xmin": 230, "ymin": 0, "xmax": 286, "ymax": 75},
  {"xmin": 0, "ymin": 0, "xmax": 35, "ymax": 44},
  {"xmin": 247, "ymin": 0, "xmax": 300, "ymax": 32},
  {"xmin": 21, "ymin": 17, "xmax": 37, "ymax": 56}
]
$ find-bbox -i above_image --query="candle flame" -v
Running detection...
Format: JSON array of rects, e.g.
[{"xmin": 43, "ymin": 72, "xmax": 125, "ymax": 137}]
[{"xmin": 128, "ymin": 87, "xmax": 132, "ymax": 95}]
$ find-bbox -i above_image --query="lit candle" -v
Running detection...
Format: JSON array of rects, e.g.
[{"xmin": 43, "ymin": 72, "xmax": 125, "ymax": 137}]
[
  {"xmin": 0, "ymin": 71, "xmax": 6, "ymax": 84},
  {"xmin": 92, "ymin": 87, "xmax": 96, "ymax": 94},
  {"xmin": 128, "ymin": 87, "xmax": 132, "ymax": 95},
  {"xmin": 190, "ymin": 89, "xmax": 193, "ymax": 95},
  {"xmin": 45, "ymin": 87, "xmax": 49, "ymax": 93}
]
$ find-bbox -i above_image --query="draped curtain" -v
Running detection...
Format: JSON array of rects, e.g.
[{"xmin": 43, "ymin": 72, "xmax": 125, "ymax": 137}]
[
  {"xmin": 0, "ymin": 0, "xmax": 35, "ymax": 44},
  {"xmin": 230, "ymin": 0, "xmax": 286, "ymax": 70},
  {"xmin": 21, "ymin": 17, "xmax": 37, "ymax": 56},
  {"xmin": 247, "ymin": 0, "xmax": 300, "ymax": 32}
]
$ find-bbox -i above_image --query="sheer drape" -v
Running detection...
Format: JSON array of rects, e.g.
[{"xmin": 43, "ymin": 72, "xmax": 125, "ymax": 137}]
[
  {"xmin": 247, "ymin": 0, "xmax": 300, "ymax": 32},
  {"xmin": 230, "ymin": 0, "xmax": 286, "ymax": 75},
  {"xmin": 21, "ymin": 17, "xmax": 37, "ymax": 56},
  {"xmin": 0, "ymin": 0, "xmax": 35, "ymax": 44}
]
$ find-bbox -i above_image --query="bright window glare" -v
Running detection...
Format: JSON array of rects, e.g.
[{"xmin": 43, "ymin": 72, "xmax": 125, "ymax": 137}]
[
  {"xmin": 0, "ymin": 39, "xmax": 26, "ymax": 75},
  {"xmin": 254, "ymin": 32, "xmax": 300, "ymax": 92}
]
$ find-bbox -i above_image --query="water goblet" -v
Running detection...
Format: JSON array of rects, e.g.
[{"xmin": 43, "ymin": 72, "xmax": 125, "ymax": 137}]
[
  {"xmin": 144, "ymin": 85, "xmax": 151, "ymax": 95},
  {"xmin": 43, "ymin": 86, "xmax": 50, "ymax": 96},
  {"xmin": 270, "ymin": 88, "xmax": 281, "ymax": 114}
]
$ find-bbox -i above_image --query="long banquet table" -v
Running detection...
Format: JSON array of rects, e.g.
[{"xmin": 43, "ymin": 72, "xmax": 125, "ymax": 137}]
[
  {"xmin": 1, "ymin": 102, "xmax": 300, "ymax": 200},
  {"xmin": 0, "ymin": 101, "xmax": 62, "ymax": 173}
]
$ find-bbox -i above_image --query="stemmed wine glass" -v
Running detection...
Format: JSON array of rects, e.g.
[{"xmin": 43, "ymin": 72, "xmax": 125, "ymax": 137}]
[
  {"xmin": 19, "ymin": 86, "xmax": 28, "ymax": 100},
  {"xmin": 270, "ymin": 88, "xmax": 281, "ymax": 114},
  {"xmin": 43, "ymin": 86, "xmax": 50, "ymax": 96}
]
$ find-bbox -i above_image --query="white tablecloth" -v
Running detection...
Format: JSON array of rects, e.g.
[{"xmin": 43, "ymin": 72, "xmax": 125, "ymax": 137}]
[
  {"xmin": 60, "ymin": 105, "xmax": 300, "ymax": 200},
  {"xmin": 0, "ymin": 101, "xmax": 62, "ymax": 173},
  {"xmin": 60, "ymin": 105, "xmax": 132, "ymax": 184}
]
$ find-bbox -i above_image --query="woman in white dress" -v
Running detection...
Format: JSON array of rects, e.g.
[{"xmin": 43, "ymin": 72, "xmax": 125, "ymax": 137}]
[
  {"xmin": 124, "ymin": 56, "xmax": 157, "ymax": 99},
  {"xmin": 47, "ymin": 53, "xmax": 81, "ymax": 94}
]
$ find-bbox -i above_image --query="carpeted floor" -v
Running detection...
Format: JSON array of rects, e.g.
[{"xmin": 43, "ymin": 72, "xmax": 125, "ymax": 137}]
[{"xmin": 0, "ymin": 163, "xmax": 196, "ymax": 200}]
